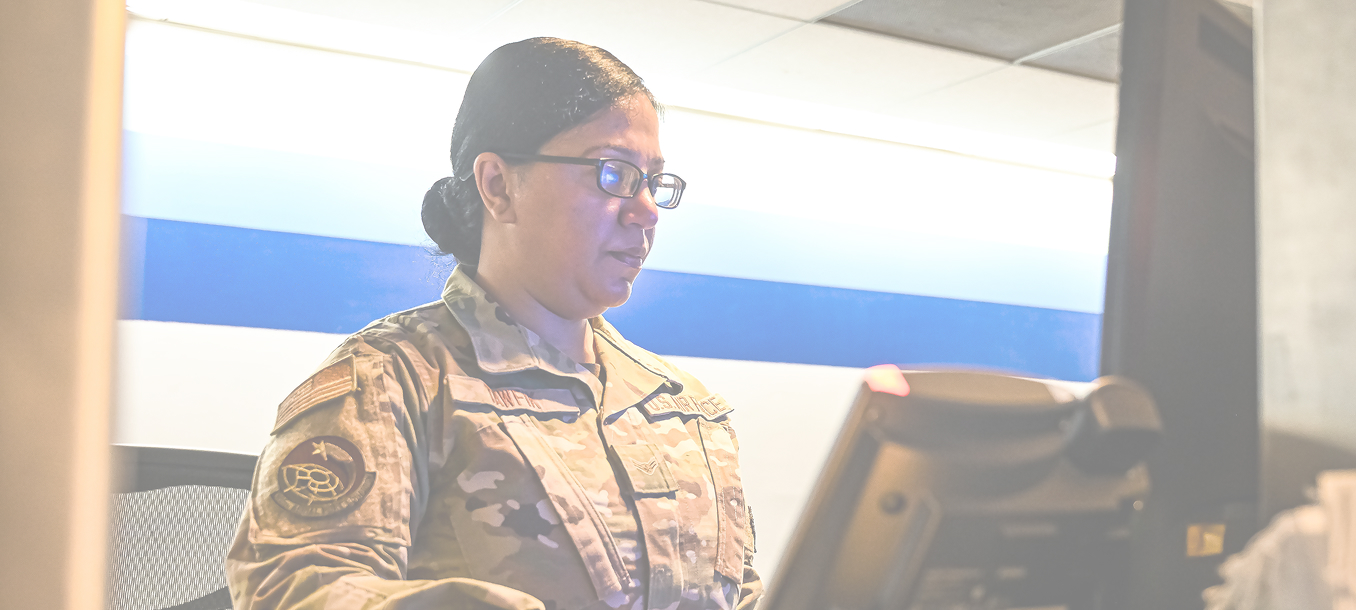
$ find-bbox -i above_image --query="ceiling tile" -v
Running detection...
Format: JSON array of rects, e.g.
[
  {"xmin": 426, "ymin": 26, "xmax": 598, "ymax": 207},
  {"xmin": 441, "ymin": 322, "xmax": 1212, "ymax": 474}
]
[
  {"xmin": 455, "ymin": 0, "xmax": 800, "ymax": 79},
  {"xmin": 889, "ymin": 65, "xmax": 1118, "ymax": 143},
  {"xmin": 695, "ymin": 22, "xmax": 1006, "ymax": 113},
  {"xmin": 1026, "ymin": 28, "xmax": 1121, "ymax": 82},
  {"xmin": 824, "ymin": 0, "xmax": 1123, "ymax": 61},
  {"xmin": 1046, "ymin": 118, "xmax": 1118, "ymax": 153},
  {"xmin": 697, "ymin": 0, "xmax": 858, "ymax": 21},
  {"xmin": 140, "ymin": 0, "xmax": 1128, "ymax": 157},
  {"xmin": 242, "ymin": 0, "xmax": 514, "ymax": 36}
]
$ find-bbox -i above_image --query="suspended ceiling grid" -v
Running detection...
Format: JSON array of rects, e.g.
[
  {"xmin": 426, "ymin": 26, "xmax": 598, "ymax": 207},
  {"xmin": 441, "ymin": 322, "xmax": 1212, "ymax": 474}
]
[{"xmin": 169, "ymin": 0, "xmax": 1243, "ymax": 153}]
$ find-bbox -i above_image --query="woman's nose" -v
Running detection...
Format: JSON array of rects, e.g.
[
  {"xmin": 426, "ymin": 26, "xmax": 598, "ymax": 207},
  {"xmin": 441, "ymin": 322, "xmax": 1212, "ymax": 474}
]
[{"xmin": 620, "ymin": 186, "xmax": 660, "ymax": 229}]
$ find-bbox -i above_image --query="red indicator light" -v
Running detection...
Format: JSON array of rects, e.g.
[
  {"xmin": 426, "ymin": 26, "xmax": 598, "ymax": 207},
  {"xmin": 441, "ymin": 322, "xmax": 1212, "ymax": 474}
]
[{"xmin": 864, "ymin": 364, "xmax": 910, "ymax": 397}]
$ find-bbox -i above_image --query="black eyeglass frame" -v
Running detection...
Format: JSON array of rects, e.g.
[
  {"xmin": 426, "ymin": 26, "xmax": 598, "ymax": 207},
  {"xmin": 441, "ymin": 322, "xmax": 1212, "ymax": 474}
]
[{"xmin": 496, "ymin": 152, "xmax": 685, "ymax": 209}]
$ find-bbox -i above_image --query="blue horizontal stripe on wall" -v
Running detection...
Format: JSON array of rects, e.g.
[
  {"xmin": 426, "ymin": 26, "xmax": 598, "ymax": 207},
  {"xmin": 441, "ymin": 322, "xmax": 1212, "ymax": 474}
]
[
  {"xmin": 122, "ymin": 216, "xmax": 450, "ymax": 335},
  {"xmin": 613, "ymin": 273, "xmax": 1100, "ymax": 381},
  {"xmin": 122, "ymin": 216, "xmax": 1101, "ymax": 380}
]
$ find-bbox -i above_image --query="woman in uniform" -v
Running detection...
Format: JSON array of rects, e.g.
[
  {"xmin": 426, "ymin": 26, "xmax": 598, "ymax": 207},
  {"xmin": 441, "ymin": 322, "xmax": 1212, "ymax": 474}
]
[{"xmin": 226, "ymin": 37, "xmax": 760, "ymax": 610}]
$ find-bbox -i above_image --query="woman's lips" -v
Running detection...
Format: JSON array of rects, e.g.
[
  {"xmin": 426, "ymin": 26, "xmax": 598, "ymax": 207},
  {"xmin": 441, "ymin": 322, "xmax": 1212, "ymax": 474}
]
[{"xmin": 608, "ymin": 249, "xmax": 645, "ymax": 269}]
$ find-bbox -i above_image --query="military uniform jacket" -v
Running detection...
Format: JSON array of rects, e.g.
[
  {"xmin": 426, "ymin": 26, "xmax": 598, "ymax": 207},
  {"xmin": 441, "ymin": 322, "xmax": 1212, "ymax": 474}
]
[{"xmin": 227, "ymin": 267, "xmax": 761, "ymax": 610}]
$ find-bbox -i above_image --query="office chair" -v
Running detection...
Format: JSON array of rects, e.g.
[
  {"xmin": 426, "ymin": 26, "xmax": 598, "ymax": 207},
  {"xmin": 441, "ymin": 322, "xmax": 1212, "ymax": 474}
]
[{"xmin": 107, "ymin": 445, "xmax": 258, "ymax": 610}]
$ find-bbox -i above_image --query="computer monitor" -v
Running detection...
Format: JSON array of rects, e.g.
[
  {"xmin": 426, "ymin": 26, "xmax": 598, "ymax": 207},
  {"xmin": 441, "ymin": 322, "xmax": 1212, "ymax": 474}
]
[{"xmin": 763, "ymin": 365, "xmax": 1162, "ymax": 610}]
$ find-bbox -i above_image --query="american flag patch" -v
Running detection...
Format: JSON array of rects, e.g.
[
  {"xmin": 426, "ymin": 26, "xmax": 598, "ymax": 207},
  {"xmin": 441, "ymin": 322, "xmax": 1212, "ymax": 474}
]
[{"xmin": 273, "ymin": 355, "xmax": 357, "ymax": 433}]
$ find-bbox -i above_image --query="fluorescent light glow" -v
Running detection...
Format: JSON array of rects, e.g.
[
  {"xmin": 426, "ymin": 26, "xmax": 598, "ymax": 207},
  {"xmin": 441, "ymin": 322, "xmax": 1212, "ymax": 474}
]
[
  {"xmin": 125, "ymin": 0, "xmax": 482, "ymax": 69},
  {"xmin": 123, "ymin": 18, "xmax": 466, "ymax": 173},
  {"xmin": 649, "ymin": 77, "xmax": 1116, "ymax": 179},
  {"xmin": 124, "ymin": 1, "xmax": 1116, "ymax": 179},
  {"xmin": 125, "ymin": 20, "xmax": 1112, "ymax": 256}
]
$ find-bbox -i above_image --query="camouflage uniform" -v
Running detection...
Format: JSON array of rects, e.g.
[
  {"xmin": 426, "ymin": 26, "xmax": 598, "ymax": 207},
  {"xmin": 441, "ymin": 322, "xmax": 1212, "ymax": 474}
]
[{"xmin": 226, "ymin": 267, "xmax": 761, "ymax": 610}]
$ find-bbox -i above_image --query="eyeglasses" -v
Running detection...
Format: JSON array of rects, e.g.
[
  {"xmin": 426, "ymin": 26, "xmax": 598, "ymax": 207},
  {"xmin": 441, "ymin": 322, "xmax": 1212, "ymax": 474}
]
[{"xmin": 497, "ymin": 152, "xmax": 686, "ymax": 209}]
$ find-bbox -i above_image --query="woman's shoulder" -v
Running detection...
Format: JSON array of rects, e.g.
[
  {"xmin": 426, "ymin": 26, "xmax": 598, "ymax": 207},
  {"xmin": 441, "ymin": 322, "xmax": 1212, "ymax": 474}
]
[
  {"xmin": 270, "ymin": 301, "xmax": 477, "ymax": 433},
  {"xmin": 311, "ymin": 300, "xmax": 478, "ymax": 378},
  {"xmin": 648, "ymin": 352, "xmax": 712, "ymax": 398},
  {"xmin": 357, "ymin": 300, "xmax": 470, "ymax": 348}
]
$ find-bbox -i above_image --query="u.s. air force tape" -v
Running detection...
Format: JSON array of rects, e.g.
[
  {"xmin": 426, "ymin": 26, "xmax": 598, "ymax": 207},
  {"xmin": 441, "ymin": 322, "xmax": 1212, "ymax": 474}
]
[{"xmin": 272, "ymin": 435, "xmax": 376, "ymax": 518}]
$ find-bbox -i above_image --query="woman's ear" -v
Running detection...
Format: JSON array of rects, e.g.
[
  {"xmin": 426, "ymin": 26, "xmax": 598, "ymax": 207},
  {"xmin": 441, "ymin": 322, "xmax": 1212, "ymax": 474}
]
[{"xmin": 474, "ymin": 152, "xmax": 517, "ymax": 224}]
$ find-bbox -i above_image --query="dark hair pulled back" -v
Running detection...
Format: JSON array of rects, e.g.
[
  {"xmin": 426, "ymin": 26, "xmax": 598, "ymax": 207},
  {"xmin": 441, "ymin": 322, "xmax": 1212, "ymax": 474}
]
[{"xmin": 421, "ymin": 37, "xmax": 658, "ymax": 265}]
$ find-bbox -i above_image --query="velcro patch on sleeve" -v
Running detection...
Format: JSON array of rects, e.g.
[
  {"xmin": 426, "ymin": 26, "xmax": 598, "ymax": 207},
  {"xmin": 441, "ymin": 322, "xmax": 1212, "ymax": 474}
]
[
  {"xmin": 273, "ymin": 356, "xmax": 357, "ymax": 433},
  {"xmin": 272, "ymin": 435, "xmax": 375, "ymax": 518}
]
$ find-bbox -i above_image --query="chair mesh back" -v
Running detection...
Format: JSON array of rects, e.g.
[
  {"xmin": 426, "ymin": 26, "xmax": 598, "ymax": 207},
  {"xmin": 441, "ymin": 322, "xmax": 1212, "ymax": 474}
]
[{"xmin": 107, "ymin": 485, "xmax": 249, "ymax": 610}]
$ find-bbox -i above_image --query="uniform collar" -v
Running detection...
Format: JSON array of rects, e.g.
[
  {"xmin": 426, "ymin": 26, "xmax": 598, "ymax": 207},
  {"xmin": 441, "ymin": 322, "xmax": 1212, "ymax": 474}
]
[
  {"xmin": 440, "ymin": 267, "xmax": 682, "ymax": 412},
  {"xmin": 442, "ymin": 266, "xmax": 590, "ymax": 379},
  {"xmin": 590, "ymin": 317, "xmax": 685, "ymax": 421}
]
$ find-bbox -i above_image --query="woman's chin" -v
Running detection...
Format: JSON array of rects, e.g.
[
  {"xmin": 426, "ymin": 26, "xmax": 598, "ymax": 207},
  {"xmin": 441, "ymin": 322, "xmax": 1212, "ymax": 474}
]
[
  {"xmin": 587, "ymin": 264, "xmax": 639, "ymax": 302},
  {"xmin": 589, "ymin": 277, "xmax": 635, "ymax": 311}
]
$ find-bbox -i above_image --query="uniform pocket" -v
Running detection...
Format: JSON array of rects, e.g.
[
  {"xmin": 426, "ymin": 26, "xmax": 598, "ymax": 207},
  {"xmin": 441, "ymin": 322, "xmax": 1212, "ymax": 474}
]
[
  {"xmin": 699, "ymin": 420, "xmax": 749, "ymax": 583},
  {"xmin": 441, "ymin": 374, "xmax": 627, "ymax": 603},
  {"xmin": 498, "ymin": 415, "xmax": 628, "ymax": 601},
  {"xmin": 609, "ymin": 443, "xmax": 678, "ymax": 495}
]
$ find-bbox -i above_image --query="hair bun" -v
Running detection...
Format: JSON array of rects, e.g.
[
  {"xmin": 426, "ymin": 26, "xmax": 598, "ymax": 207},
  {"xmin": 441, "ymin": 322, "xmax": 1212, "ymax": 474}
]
[
  {"xmin": 427, "ymin": 176, "xmax": 456, "ymax": 200},
  {"xmin": 422, "ymin": 176, "xmax": 480, "ymax": 264}
]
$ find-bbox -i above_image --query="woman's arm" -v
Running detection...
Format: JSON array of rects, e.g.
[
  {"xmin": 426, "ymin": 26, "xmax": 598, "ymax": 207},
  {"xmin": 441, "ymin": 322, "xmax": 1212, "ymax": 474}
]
[
  {"xmin": 228, "ymin": 538, "xmax": 543, "ymax": 610},
  {"xmin": 226, "ymin": 336, "xmax": 544, "ymax": 610}
]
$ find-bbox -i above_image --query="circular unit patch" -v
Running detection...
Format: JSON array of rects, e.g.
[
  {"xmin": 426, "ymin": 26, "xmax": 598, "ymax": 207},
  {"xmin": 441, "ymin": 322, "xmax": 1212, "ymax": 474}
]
[{"xmin": 272, "ymin": 436, "xmax": 376, "ymax": 518}]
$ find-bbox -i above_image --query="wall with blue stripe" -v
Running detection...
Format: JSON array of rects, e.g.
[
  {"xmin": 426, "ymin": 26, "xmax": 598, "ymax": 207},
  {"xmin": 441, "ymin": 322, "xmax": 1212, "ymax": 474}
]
[
  {"xmin": 116, "ymin": 19, "xmax": 1112, "ymax": 574},
  {"xmin": 123, "ymin": 216, "xmax": 1100, "ymax": 378}
]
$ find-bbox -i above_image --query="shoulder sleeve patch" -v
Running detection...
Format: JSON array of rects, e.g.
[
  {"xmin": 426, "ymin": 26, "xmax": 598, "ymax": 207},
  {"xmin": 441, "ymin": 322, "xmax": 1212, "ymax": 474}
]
[
  {"xmin": 273, "ymin": 356, "xmax": 358, "ymax": 433},
  {"xmin": 272, "ymin": 435, "xmax": 375, "ymax": 518}
]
